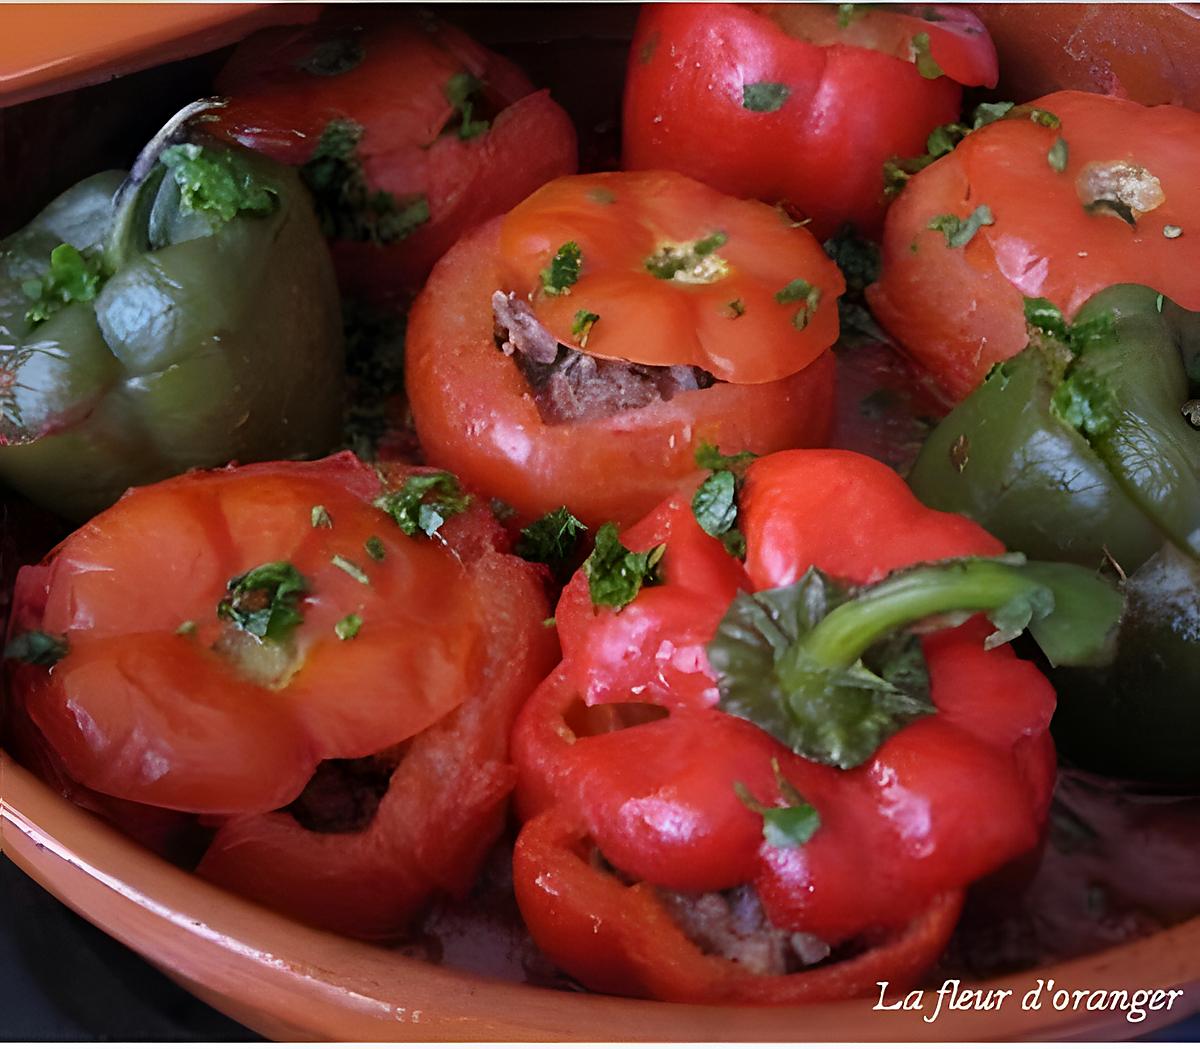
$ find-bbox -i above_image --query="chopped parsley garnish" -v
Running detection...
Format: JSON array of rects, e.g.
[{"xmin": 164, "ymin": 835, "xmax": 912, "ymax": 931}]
[
  {"xmin": 837, "ymin": 3, "xmax": 870, "ymax": 28},
  {"xmin": 583, "ymin": 522, "xmax": 665, "ymax": 611},
  {"xmin": 374, "ymin": 471, "xmax": 472, "ymax": 539},
  {"xmin": 4, "ymin": 631, "xmax": 68, "ymax": 666},
  {"xmin": 727, "ymin": 298, "xmax": 746, "ymax": 318},
  {"xmin": 334, "ymin": 613, "xmax": 363, "ymax": 640},
  {"xmin": 299, "ymin": 33, "xmax": 365, "ymax": 77},
  {"xmin": 742, "ymin": 82, "xmax": 791, "ymax": 113},
  {"xmin": 734, "ymin": 758, "xmax": 822, "ymax": 848},
  {"xmin": 1048, "ymin": 137, "xmax": 1069, "ymax": 173},
  {"xmin": 927, "ymin": 204, "xmax": 994, "ymax": 248},
  {"xmin": 217, "ymin": 561, "xmax": 308, "ymax": 643},
  {"xmin": 774, "ymin": 277, "xmax": 823, "ymax": 329},
  {"xmin": 571, "ymin": 309, "xmax": 600, "ymax": 347},
  {"xmin": 540, "ymin": 241, "xmax": 582, "ymax": 295},
  {"xmin": 301, "ymin": 119, "xmax": 430, "ymax": 244},
  {"xmin": 159, "ymin": 143, "xmax": 278, "ymax": 224},
  {"xmin": 365, "ymin": 535, "xmax": 386, "ymax": 561},
  {"xmin": 910, "ymin": 32, "xmax": 944, "ymax": 79},
  {"xmin": 645, "ymin": 232, "xmax": 730, "ymax": 283},
  {"xmin": 176, "ymin": 620, "xmax": 198, "ymax": 636},
  {"xmin": 311, "ymin": 505, "xmax": 333, "ymax": 529},
  {"xmin": 331, "ymin": 554, "xmax": 370, "ymax": 584},
  {"xmin": 22, "ymin": 243, "xmax": 107, "ymax": 327},
  {"xmin": 516, "ymin": 506, "xmax": 587, "ymax": 578},
  {"xmin": 588, "ymin": 187, "xmax": 617, "ymax": 205},
  {"xmin": 444, "ymin": 71, "xmax": 490, "ymax": 140},
  {"xmin": 692, "ymin": 442, "xmax": 756, "ymax": 558}
]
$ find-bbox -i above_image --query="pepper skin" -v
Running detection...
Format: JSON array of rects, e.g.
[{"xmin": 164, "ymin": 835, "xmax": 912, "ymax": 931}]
[
  {"xmin": 214, "ymin": 8, "xmax": 578, "ymax": 303},
  {"xmin": 867, "ymin": 91, "xmax": 1200, "ymax": 402},
  {"xmin": 623, "ymin": 3, "xmax": 997, "ymax": 239},
  {"xmin": 0, "ymin": 109, "xmax": 344, "ymax": 522},
  {"xmin": 4, "ymin": 453, "xmax": 557, "ymax": 937},
  {"xmin": 910, "ymin": 284, "xmax": 1200, "ymax": 783},
  {"xmin": 405, "ymin": 171, "xmax": 842, "ymax": 529},
  {"xmin": 511, "ymin": 449, "xmax": 1070, "ymax": 1003}
]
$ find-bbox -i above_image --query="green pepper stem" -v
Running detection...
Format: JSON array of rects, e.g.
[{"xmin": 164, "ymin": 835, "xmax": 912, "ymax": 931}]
[{"xmin": 777, "ymin": 560, "xmax": 1042, "ymax": 685}]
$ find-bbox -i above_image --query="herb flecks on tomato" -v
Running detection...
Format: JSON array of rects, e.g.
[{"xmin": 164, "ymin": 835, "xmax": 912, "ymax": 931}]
[{"xmin": 497, "ymin": 172, "xmax": 844, "ymax": 384}]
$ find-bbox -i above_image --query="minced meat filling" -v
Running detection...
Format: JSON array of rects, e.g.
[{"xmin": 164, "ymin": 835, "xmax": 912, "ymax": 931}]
[
  {"xmin": 658, "ymin": 884, "xmax": 832, "ymax": 975},
  {"xmin": 286, "ymin": 744, "xmax": 408, "ymax": 833},
  {"xmin": 492, "ymin": 291, "xmax": 715, "ymax": 425}
]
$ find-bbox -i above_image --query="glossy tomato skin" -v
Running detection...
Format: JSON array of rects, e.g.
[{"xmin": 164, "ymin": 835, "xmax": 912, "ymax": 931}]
[
  {"xmin": 6, "ymin": 453, "xmax": 556, "ymax": 938},
  {"xmin": 406, "ymin": 172, "xmax": 842, "ymax": 530},
  {"xmin": 511, "ymin": 450, "xmax": 1056, "ymax": 1001},
  {"xmin": 622, "ymin": 4, "xmax": 997, "ymax": 239},
  {"xmin": 214, "ymin": 10, "xmax": 578, "ymax": 303},
  {"xmin": 868, "ymin": 90, "xmax": 1200, "ymax": 401}
]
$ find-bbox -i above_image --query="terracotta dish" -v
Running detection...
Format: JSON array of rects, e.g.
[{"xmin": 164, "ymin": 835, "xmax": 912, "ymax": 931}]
[{"xmin": 2, "ymin": 3, "xmax": 1199, "ymax": 1041}]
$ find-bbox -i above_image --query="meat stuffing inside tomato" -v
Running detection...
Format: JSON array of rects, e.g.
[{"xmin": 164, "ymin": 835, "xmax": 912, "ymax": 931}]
[{"xmin": 405, "ymin": 170, "xmax": 844, "ymax": 528}]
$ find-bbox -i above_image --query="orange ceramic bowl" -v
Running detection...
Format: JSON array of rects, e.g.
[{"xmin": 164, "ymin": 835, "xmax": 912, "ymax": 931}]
[{"xmin": 2, "ymin": 3, "xmax": 1200, "ymax": 1042}]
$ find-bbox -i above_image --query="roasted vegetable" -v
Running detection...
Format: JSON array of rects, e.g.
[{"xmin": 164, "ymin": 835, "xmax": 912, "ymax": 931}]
[
  {"xmin": 0, "ymin": 103, "xmax": 344, "ymax": 521},
  {"xmin": 910, "ymin": 284, "xmax": 1200, "ymax": 783}
]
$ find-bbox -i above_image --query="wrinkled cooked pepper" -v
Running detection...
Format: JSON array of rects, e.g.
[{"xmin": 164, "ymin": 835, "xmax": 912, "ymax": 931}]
[
  {"xmin": 0, "ymin": 103, "xmax": 344, "ymax": 522},
  {"xmin": 910, "ymin": 284, "xmax": 1200, "ymax": 783},
  {"xmin": 512, "ymin": 449, "xmax": 1120, "ymax": 1002},
  {"xmin": 4, "ymin": 453, "xmax": 557, "ymax": 937}
]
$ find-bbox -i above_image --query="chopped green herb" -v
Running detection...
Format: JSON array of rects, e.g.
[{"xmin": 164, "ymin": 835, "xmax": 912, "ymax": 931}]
[
  {"xmin": 375, "ymin": 471, "xmax": 472, "ymax": 539},
  {"xmin": 444, "ymin": 71, "xmax": 490, "ymax": 140},
  {"xmin": 365, "ymin": 535, "xmax": 386, "ymax": 561},
  {"xmin": 160, "ymin": 143, "xmax": 277, "ymax": 224},
  {"xmin": 4, "ymin": 631, "xmax": 68, "ymax": 666},
  {"xmin": 175, "ymin": 620, "xmax": 197, "ymax": 636},
  {"xmin": 299, "ymin": 34, "xmax": 365, "ymax": 76},
  {"xmin": 517, "ymin": 506, "xmax": 587, "ymax": 578},
  {"xmin": 743, "ymin": 82, "xmax": 791, "ymax": 113},
  {"xmin": 695, "ymin": 442, "xmax": 757, "ymax": 473},
  {"xmin": 588, "ymin": 187, "xmax": 617, "ymax": 205},
  {"xmin": 727, "ymin": 298, "xmax": 746, "ymax": 319},
  {"xmin": 645, "ymin": 233, "xmax": 731, "ymax": 283},
  {"xmin": 734, "ymin": 759, "xmax": 822, "ymax": 848},
  {"xmin": 540, "ymin": 241, "xmax": 582, "ymax": 295},
  {"xmin": 692, "ymin": 443, "xmax": 756, "ymax": 559},
  {"xmin": 217, "ymin": 561, "xmax": 308, "ymax": 643},
  {"xmin": 1164, "ymin": 224, "xmax": 1183, "ymax": 239},
  {"xmin": 331, "ymin": 554, "xmax": 370, "ymax": 585},
  {"xmin": 775, "ymin": 277, "xmax": 823, "ymax": 329},
  {"xmin": 334, "ymin": 612, "xmax": 363, "ymax": 640},
  {"xmin": 910, "ymin": 32, "xmax": 944, "ymax": 79},
  {"xmin": 22, "ymin": 243, "xmax": 107, "ymax": 327},
  {"xmin": 311, "ymin": 505, "xmax": 333, "ymax": 529},
  {"xmin": 583, "ymin": 522, "xmax": 665, "ymax": 611},
  {"xmin": 301, "ymin": 119, "xmax": 430, "ymax": 244},
  {"xmin": 927, "ymin": 204, "xmax": 994, "ymax": 248},
  {"xmin": 543, "ymin": 616, "xmax": 557, "ymax": 628},
  {"xmin": 571, "ymin": 309, "xmax": 600, "ymax": 347},
  {"xmin": 1028, "ymin": 107, "xmax": 1061, "ymax": 129},
  {"xmin": 837, "ymin": 3, "xmax": 870, "ymax": 28},
  {"xmin": 972, "ymin": 100, "xmax": 1016, "ymax": 127},
  {"xmin": 1048, "ymin": 137, "xmax": 1069, "ymax": 173}
]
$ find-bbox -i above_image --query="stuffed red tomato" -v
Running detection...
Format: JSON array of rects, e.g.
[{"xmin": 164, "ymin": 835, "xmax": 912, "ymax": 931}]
[
  {"xmin": 405, "ymin": 170, "xmax": 844, "ymax": 529},
  {"xmin": 213, "ymin": 9, "xmax": 578, "ymax": 302},
  {"xmin": 4, "ymin": 453, "xmax": 556, "ymax": 938},
  {"xmin": 622, "ymin": 3, "xmax": 998, "ymax": 239},
  {"xmin": 868, "ymin": 90, "xmax": 1200, "ymax": 401},
  {"xmin": 511, "ymin": 448, "xmax": 1122, "ymax": 1002}
]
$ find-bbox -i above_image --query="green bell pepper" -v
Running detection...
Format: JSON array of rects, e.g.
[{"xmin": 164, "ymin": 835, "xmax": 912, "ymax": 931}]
[
  {"xmin": 0, "ymin": 102, "xmax": 345, "ymax": 521},
  {"xmin": 910, "ymin": 284, "xmax": 1200, "ymax": 783}
]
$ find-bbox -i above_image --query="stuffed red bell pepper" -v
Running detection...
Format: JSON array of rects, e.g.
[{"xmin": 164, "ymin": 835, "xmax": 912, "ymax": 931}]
[
  {"xmin": 213, "ymin": 8, "xmax": 578, "ymax": 303},
  {"xmin": 4, "ymin": 453, "xmax": 556, "ymax": 938},
  {"xmin": 623, "ymin": 3, "xmax": 998, "ymax": 238},
  {"xmin": 405, "ymin": 170, "xmax": 843, "ymax": 529},
  {"xmin": 511, "ymin": 448, "xmax": 1121, "ymax": 1002},
  {"xmin": 868, "ymin": 90, "xmax": 1200, "ymax": 401}
]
